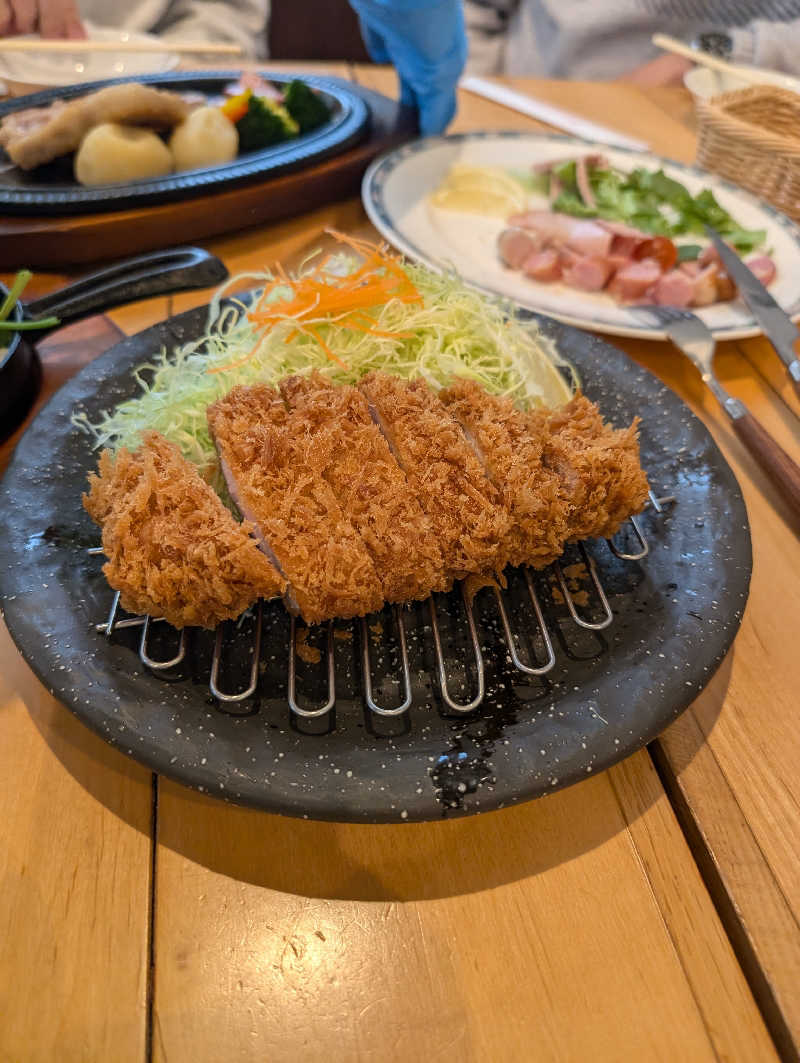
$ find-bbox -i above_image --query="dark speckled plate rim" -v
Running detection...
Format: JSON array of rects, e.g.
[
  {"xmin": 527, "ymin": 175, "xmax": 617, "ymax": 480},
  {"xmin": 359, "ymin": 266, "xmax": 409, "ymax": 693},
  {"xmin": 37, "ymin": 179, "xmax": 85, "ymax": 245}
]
[
  {"xmin": 0, "ymin": 305, "xmax": 752, "ymax": 822},
  {"xmin": 361, "ymin": 130, "xmax": 800, "ymax": 340},
  {"xmin": 0, "ymin": 71, "xmax": 369, "ymax": 211}
]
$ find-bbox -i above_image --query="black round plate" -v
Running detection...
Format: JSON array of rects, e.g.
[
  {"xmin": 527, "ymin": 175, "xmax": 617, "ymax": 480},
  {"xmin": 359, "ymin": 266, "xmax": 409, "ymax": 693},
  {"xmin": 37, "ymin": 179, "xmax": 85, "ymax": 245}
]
[
  {"xmin": 0, "ymin": 71, "xmax": 369, "ymax": 215},
  {"xmin": 0, "ymin": 309, "xmax": 751, "ymax": 822}
]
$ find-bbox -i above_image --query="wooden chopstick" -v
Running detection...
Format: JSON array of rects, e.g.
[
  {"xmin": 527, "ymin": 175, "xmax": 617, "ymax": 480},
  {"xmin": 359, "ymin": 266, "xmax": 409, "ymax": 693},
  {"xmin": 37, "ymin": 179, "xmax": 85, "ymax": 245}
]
[
  {"xmin": 0, "ymin": 37, "xmax": 243, "ymax": 55},
  {"xmin": 651, "ymin": 33, "xmax": 767, "ymax": 86}
]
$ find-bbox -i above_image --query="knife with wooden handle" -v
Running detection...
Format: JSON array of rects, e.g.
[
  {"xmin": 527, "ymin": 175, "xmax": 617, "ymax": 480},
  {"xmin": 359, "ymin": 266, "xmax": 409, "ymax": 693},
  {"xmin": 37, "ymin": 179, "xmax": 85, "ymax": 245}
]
[{"xmin": 705, "ymin": 225, "xmax": 800, "ymax": 400}]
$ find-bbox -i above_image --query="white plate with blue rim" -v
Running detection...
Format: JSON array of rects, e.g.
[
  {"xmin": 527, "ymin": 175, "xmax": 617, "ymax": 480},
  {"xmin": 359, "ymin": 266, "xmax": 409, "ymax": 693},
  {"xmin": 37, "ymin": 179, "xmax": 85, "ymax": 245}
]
[{"xmin": 362, "ymin": 131, "xmax": 800, "ymax": 341}]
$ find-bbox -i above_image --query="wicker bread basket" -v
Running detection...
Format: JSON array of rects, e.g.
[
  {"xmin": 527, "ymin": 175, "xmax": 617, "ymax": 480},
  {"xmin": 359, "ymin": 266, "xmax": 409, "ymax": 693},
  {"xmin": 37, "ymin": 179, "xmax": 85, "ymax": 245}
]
[{"xmin": 696, "ymin": 84, "xmax": 800, "ymax": 222}]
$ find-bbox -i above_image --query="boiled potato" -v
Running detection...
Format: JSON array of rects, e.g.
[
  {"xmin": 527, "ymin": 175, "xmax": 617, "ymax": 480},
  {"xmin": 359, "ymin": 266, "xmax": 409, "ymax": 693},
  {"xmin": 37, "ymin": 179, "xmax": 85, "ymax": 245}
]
[
  {"xmin": 75, "ymin": 123, "xmax": 173, "ymax": 186},
  {"xmin": 169, "ymin": 106, "xmax": 239, "ymax": 172}
]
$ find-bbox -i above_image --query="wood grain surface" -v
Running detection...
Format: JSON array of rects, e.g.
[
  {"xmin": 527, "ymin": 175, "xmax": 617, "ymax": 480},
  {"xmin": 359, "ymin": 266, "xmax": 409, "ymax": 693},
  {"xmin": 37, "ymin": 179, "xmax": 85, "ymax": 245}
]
[
  {"xmin": 153, "ymin": 755, "xmax": 772, "ymax": 1063},
  {"xmin": 1, "ymin": 66, "xmax": 798, "ymax": 1063}
]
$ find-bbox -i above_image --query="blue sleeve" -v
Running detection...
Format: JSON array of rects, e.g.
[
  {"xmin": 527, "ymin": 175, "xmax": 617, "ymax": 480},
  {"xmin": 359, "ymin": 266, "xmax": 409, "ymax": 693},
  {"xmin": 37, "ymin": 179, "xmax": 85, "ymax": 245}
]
[{"xmin": 348, "ymin": 0, "xmax": 467, "ymax": 135}]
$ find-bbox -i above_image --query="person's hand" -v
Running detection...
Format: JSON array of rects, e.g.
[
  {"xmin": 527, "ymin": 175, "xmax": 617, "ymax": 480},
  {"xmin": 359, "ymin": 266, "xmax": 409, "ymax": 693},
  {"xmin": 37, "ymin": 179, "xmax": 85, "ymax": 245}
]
[
  {"xmin": 620, "ymin": 53, "xmax": 694, "ymax": 87},
  {"xmin": 0, "ymin": 0, "xmax": 86, "ymax": 38},
  {"xmin": 348, "ymin": 0, "xmax": 467, "ymax": 135}
]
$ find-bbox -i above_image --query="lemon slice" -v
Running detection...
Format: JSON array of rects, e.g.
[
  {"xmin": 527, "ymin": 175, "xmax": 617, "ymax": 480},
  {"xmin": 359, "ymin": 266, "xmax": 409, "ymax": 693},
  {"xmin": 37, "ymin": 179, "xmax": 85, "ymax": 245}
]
[{"xmin": 430, "ymin": 164, "xmax": 528, "ymax": 216}]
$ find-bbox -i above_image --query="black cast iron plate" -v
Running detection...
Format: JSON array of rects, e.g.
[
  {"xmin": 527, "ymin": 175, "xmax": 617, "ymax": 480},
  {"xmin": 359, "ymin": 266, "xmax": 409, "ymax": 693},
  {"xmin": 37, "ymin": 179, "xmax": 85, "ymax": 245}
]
[{"xmin": 0, "ymin": 307, "xmax": 751, "ymax": 821}]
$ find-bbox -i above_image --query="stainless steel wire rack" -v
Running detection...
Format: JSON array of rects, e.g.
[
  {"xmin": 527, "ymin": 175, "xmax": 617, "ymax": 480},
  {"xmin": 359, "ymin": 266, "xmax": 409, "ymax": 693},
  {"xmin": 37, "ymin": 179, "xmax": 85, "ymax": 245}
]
[{"xmin": 89, "ymin": 490, "xmax": 674, "ymax": 720}]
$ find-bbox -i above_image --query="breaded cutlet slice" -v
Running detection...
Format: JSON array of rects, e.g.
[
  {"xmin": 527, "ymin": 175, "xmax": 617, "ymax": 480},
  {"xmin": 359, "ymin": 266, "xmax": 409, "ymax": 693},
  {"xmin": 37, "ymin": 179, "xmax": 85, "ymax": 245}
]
[
  {"xmin": 280, "ymin": 372, "xmax": 449, "ymax": 602},
  {"xmin": 530, "ymin": 394, "xmax": 650, "ymax": 542},
  {"xmin": 359, "ymin": 372, "xmax": 510, "ymax": 580},
  {"xmin": 0, "ymin": 83, "xmax": 188, "ymax": 170},
  {"xmin": 82, "ymin": 431, "xmax": 284, "ymax": 630},
  {"xmin": 439, "ymin": 378, "xmax": 570, "ymax": 568},
  {"xmin": 207, "ymin": 384, "xmax": 384, "ymax": 624}
]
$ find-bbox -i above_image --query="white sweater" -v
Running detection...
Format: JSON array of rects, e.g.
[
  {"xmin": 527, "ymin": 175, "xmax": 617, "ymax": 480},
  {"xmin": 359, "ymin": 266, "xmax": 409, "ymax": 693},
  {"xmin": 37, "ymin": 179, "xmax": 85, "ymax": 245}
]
[
  {"xmin": 79, "ymin": 0, "xmax": 269, "ymax": 58},
  {"xmin": 465, "ymin": 0, "xmax": 800, "ymax": 78}
]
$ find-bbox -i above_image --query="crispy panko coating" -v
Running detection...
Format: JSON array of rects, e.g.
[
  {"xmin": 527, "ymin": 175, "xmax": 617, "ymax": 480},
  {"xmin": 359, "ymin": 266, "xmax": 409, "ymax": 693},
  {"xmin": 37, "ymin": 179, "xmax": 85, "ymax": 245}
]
[
  {"xmin": 207, "ymin": 384, "xmax": 384, "ymax": 624},
  {"xmin": 280, "ymin": 371, "xmax": 449, "ymax": 602},
  {"xmin": 440, "ymin": 378, "xmax": 570, "ymax": 568},
  {"xmin": 359, "ymin": 372, "xmax": 510, "ymax": 579},
  {"xmin": 530, "ymin": 394, "xmax": 650, "ymax": 541},
  {"xmin": 82, "ymin": 431, "xmax": 284, "ymax": 629},
  {"xmin": 0, "ymin": 83, "xmax": 188, "ymax": 170}
]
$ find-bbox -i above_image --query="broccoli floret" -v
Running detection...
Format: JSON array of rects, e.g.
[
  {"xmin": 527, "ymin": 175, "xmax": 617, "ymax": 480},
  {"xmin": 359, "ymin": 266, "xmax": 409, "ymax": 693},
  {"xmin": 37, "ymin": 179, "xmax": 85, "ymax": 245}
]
[
  {"xmin": 236, "ymin": 96, "xmax": 299, "ymax": 152},
  {"xmin": 283, "ymin": 79, "xmax": 332, "ymax": 134}
]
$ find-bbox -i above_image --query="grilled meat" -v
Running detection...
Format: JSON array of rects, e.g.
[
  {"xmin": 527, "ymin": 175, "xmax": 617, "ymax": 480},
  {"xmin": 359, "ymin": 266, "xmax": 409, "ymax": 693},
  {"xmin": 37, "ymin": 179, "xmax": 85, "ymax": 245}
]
[{"xmin": 0, "ymin": 83, "xmax": 188, "ymax": 170}]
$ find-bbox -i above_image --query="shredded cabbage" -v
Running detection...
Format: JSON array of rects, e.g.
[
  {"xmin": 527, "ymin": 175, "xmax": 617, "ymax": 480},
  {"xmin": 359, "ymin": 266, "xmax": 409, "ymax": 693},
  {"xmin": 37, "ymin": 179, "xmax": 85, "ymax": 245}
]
[{"xmin": 73, "ymin": 256, "xmax": 574, "ymax": 491}]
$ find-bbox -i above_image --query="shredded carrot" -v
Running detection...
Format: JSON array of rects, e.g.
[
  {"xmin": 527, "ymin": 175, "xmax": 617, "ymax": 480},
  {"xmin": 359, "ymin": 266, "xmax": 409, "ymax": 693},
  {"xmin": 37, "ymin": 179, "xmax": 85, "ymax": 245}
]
[{"xmin": 207, "ymin": 231, "xmax": 423, "ymax": 374}]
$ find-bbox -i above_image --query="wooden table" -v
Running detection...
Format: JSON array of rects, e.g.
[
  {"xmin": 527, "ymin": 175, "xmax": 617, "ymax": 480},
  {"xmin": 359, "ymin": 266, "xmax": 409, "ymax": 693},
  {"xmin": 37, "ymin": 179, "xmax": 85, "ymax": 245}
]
[{"xmin": 2, "ymin": 68, "xmax": 798, "ymax": 1063}]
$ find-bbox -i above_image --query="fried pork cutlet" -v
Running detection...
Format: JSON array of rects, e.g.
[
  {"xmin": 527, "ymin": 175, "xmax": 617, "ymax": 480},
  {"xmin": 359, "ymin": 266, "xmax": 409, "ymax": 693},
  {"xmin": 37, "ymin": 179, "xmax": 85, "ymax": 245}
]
[
  {"xmin": 280, "ymin": 371, "xmax": 449, "ymax": 603},
  {"xmin": 359, "ymin": 372, "xmax": 510, "ymax": 580},
  {"xmin": 0, "ymin": 83, "xmax": 188, "ymax": 170},
  {"xmin": 530, "ymin": 394, "xmax": 650, "ymax": 542},
  {"xmin": 82, "ymin": 431, "xmax": 284, "ymax": 630},
  {"xmin": 439, "ymin": 378, "xmax": 570, "ymax": 568},
  {"xmin": 207, "ymin": 384, "xmax": 384, "ymax": 624}
]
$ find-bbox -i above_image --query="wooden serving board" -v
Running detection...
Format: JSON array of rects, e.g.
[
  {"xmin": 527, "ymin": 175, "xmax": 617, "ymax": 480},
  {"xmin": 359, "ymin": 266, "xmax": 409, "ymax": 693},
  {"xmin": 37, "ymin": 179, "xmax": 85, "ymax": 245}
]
[{"xmin": 0, "ymin": 86, "xmax": 415, "ymax": 269}]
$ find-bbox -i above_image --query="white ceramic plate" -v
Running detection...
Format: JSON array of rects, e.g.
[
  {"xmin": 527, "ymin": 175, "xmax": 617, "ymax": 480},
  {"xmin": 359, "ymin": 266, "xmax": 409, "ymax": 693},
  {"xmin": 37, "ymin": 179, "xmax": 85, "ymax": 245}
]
[
  {"xmin": 0, "ymin": 22, "xmax": 178, "ymax": 89},
  {"xmin": 362, "ymin": 131, "xmax": 800, "ymax": 341}
]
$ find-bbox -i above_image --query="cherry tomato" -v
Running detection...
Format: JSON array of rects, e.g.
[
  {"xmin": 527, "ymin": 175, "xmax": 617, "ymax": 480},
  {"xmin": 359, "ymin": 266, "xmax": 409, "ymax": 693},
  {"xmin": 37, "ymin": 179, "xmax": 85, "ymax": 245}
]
[{"xmin": 633, "ymin": 236, "xmax": 678, "ymax": 272}]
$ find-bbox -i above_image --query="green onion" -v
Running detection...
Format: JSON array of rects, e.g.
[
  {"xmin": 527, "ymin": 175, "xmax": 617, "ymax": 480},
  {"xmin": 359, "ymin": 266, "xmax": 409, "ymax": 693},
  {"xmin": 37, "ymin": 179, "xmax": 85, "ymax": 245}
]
[
  {"xmin": 0, "ymin": 317, "xmax": 60, "ymax": 331},
  {"xmin": 0, "ymin": 269, "xmax": 33, "ymax": 323}
]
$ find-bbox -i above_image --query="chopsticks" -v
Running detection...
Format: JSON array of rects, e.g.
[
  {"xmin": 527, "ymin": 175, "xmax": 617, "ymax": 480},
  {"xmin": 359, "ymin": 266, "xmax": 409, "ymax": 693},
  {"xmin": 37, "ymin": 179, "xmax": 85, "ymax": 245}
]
[
  {"xmin": 651, "ymin": 33, "xmax": 766, "ymax": 86},
  {"xmin": 0, "ymin": 37, "xmax": 243, "ymax": 55},
  {"xmin": 459, "ymin": 75, "xmax": 649, "ymax": 151}
]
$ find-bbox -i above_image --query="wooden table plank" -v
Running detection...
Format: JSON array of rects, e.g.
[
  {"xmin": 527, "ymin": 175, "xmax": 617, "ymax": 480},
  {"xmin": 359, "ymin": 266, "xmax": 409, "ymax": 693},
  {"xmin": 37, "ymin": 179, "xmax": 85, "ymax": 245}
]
[
  {"xmin": 1, "ymin": 313, "xmax": 155, "ymax": 1063},
  {"xmin": 0, "ymin": 622, "xmax": 153, "ymax": 1063},
  {"xmin": 153, "ymin": 752, "xmax": 773, "ymax": 1063}
]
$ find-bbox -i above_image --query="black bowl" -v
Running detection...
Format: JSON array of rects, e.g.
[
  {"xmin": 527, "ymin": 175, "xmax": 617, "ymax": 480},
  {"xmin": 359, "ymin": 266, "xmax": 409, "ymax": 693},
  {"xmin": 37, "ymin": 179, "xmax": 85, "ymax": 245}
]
[{"xmin": 0, "ymin": 296, "xmax": 42, "ymax": 441}]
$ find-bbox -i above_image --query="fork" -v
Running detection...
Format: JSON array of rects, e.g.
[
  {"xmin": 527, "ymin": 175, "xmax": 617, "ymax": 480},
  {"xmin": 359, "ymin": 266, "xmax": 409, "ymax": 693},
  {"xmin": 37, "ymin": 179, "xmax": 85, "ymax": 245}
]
[{"xmin": 633, "ymin": 305, "xmax": 800, "ymax": 524}]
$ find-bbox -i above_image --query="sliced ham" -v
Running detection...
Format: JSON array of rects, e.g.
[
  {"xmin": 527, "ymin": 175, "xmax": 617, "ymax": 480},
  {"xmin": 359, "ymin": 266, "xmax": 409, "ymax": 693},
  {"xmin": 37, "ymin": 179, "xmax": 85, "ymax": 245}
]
[
  {"xmin": 715, "ymin": 268, "xmax": 736, "ymax": 301},
  {"xmin": 654, "ymin": 269, "xmax": 694, "ymax": 308},
  {"xmin": 596, "ymin": 220, "xmax": 649, "ymax": 259},
  {"xmin": 597, "ymin": 219, "xmax": 649, "ymax": 239},
  {"xmin": 522, "ymin": 247, "xmax": 562, "ymax": 282},
  {"xmin": 691, "ymin": 264, "xmax": 718, "ymax": 307},
  {"xmin": 698, "ymin": 245, "xmax": 776, "ymax": 289},
  {"xmin": 498, "ymin": 204, "xmax": 776, "ymax": 308},
  {"xmin": 507, "ymin": 210, "xmax": 613, "ymax": 258},
  {"xmin": 609, "ymin": 235, "xmax": 640, "ymax": 259},
  {"xmin": 607, "ymin": 258, "xmax": 662, "ymax": 303},
  {"xmin": 497, "ymin": 227, "xmax": 541, "ymax": 270},
  {"xmin": 607, "ymin": 253, "xmax": 635, "ymax": 272},
  {"xmin": 698, "ymin": 245, "xmax": 720, "ymax": 268},
  {"xmin": 746, "ymin": 255, "xmax": 777, "ymax": 287},
  {"xmin": 560, "ymin": 251, "xmax": 612, "ymax": 292}
]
